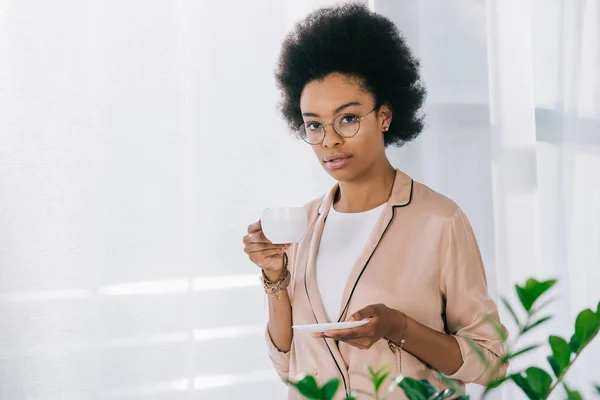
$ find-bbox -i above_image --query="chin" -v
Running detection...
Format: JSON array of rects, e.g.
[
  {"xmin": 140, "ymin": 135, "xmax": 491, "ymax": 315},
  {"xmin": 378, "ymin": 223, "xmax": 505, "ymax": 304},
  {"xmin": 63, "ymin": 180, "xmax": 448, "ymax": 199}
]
[{"xmin": 324, "ymin": 165, "xmax": 359, "ymax": 182}]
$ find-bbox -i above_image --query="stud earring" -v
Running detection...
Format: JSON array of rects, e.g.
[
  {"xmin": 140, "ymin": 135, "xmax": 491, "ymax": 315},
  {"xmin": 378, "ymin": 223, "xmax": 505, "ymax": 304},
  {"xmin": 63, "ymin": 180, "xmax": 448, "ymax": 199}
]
[{"xmin": 384, "ymin": 126, "xmax": 389, "ymax": 132}]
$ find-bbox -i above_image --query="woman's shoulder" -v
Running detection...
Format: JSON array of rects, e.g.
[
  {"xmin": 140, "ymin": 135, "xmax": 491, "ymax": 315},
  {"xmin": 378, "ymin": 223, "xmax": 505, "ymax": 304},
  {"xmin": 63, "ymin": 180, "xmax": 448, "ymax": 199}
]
[{"xmin": 410, "ymin": 180, "xmax": 463, "ymax": 221}]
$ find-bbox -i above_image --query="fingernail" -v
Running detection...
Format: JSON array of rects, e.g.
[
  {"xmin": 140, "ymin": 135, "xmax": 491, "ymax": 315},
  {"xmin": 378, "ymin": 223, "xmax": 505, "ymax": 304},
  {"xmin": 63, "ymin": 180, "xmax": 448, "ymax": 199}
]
[{"xmin": 346, "ymin": 316, "xmax": 354, "ymax": 322}]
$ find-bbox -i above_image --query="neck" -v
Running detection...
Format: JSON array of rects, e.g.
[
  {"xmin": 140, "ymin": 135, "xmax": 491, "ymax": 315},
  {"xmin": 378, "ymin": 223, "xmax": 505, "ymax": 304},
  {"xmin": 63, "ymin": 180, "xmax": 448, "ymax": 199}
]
[{"xmin": 334, "ymin": 159, "xmax": 396, "ymax": 213}]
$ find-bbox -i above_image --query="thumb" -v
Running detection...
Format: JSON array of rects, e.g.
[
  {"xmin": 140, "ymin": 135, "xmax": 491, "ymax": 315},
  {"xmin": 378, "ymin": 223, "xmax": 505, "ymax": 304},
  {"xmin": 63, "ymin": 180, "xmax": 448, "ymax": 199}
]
[{"xmin": 346, "ymin": 305, "xmax": 376, "ymax": 322}]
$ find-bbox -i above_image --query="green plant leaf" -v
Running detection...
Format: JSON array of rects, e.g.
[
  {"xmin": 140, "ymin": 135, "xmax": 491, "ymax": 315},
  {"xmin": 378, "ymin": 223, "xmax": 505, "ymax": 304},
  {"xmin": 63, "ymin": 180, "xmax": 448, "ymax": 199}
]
[
  {"xmin": 366, "ymin": 365, "xmax": 376, "ymax": 377},
  {"xmin": 434, "ymin": 372, "xmax": 466, "ymax": 396},
  {"xmin": 374, "ymin": 371, "xmax": 390, "ymax": 392},
  {"xmin": 569, "ymin": 335, "xmax": 580, "ymax": 353},
  {"xmin": 511, "ymin": 374, "xmax": 539, "ymax": 400},
  {"xmin": 418, "ymin": 380, "xmax": 437, "ymax": 397},
  {"xmin": 484, "ymin": 375, "xmax": 513, "ymax": 393},
  {"xmin": 530, "ymin": 297, "xmax": 556, "ymax": 315},
  {"xmin": 288, "ymin": 376, "xmax": 323, "ymax": 400},
  {"xmin": 484, "ymin": 314, "xmax": 508, "ymax": 342},
  {"xmin": 506, "ymin": 344, "xmax": 540, "ymax": 361},
  {"xmin": 375, "ymin": 365, "xmax": 388, "ymax": 376},
  {"xmin": 431, "ymin": 388, "xmax": 456, "ymax": 400},
  {"xmin": 522, "ymin": 316, "xmax": 553, "ymax": 334},
  {"xmin": 461, "ymin": 336, "xmax": 490, "ymax": 369},
  {"xmin": 396, "ymin": 377, "xmax": 430, "ymax": 400},
  {"xmin": 594, "ymin": 384, "xmax": 600, "ymax": 394},
  {"xmin": 366, "ymin": 365, "xmax": 388, "ymax": 379},
  {"xmin": 525, "ymin": 367, "xmax": 552, "ymax": 399},
  {"xmin": 547, "ymin": 356, "xmax": 561, "ymax": 378},
  {"xmin": 563, "ymin": 383, "xmax": 583, "ymax": 400},
  {"xmin": 321, "ymin": 379, "xmax": 340, "ymax": 400},
  {"xmin": 548, "ymin": 336, "xmax": 571, "ymax": 372},
  {"xmin": 515, "ymin": 286, "xmax": 533, "ymax": 313},
  {"xmin": 515, "ymin": 279, "xmax": 556, "ymax": 313},
  {"xmin": 566, "ymin": 390, "xmax": 583, "ymax": 400},
  {"xmin": 501, "ymin": 296, "xmax": 521, "ymax": 328},
  {"xmin": 573, "ymin": 309, "xmax": 599, "ymax": 351}
]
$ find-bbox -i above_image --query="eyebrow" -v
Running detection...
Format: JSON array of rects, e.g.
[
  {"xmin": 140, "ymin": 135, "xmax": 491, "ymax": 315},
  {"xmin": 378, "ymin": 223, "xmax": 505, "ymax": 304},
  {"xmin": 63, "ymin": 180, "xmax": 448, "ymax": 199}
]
[{"xmin": 301, "ymin": 101, "xmax": 362, "ymax": 118}]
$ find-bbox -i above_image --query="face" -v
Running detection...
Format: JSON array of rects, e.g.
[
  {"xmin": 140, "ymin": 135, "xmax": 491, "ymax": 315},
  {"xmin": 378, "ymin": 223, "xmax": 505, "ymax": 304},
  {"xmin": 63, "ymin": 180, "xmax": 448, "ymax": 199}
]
[{"xmin": 299, "ymin": 73, "xmax": 392, "ymax": 182}]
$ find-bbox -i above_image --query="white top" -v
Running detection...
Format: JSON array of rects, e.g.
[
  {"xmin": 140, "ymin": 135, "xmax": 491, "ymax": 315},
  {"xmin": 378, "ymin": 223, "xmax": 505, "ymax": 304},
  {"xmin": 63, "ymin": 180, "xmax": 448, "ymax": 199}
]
[{"xmin": 315, "ymin": 202, "xmax": 386, "ymax": 322}]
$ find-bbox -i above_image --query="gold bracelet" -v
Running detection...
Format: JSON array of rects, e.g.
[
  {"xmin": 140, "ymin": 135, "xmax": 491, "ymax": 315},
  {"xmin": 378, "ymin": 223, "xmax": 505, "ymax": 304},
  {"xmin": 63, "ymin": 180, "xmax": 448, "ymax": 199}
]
[
  {"xmin": 262, "ymin": 253, "xmax": 288, "ymax": 285},
  {"xmin": 263, "ymin": 268, "xmax": 291, "ymax": 297},
  {"xmin": 385, "ymin": 312, "xmax": 407, "ymax": 373},
  {"xmin": 262, "ymin": 253, "xmax": 290, "ymax": 296}
]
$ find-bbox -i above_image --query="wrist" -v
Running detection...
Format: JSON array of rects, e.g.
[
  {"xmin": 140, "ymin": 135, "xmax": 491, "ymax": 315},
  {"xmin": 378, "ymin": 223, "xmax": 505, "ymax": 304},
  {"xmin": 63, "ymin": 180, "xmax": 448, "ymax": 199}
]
[
  {"xmin": 386, "ymin": 309, "xmax": 408, "ymax": 345},
  {"xmin": 263, "ymin": 252, "xmax": 288, "ymax": 281},
  {"xmin": 262, "ymin": 253, "xmax": 290, "ymax": 297},
  {"xmin": 264, "ymin": 269, "xmax": 284, "ymax": 281}
]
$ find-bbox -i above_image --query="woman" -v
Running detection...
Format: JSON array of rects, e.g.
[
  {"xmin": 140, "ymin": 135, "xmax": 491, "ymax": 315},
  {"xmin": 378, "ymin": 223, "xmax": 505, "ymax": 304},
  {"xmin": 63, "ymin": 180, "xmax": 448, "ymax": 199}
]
[{"xmin": 242, "ymin": 4, "xmax": 507, "ymax": 399}]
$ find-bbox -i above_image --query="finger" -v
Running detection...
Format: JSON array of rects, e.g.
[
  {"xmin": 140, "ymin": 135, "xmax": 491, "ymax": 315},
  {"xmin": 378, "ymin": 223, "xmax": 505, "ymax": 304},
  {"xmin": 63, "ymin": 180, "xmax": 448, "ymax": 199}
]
[
  {"xmin": 347, "ymin": 305, "xmax": 379, "ymax": 322},
  {"xmin": 326, "ymin": 317, "xmax": 375, "ymax": 338},
  {"xmin": 243, "ymin": 231, "xmax": 270, "ymax": 245},
  {"xmin": 244, "ymin": 243, "xmax": 285, "ymax": 253},
  {"xmin": 324, "ymin": 327, "xmax": 369, "ymax": 340},
  {"xmin": 260, "ymin": 248, "xmax": 288, "ymax": 258},
  {"xmin": 314, "ymin": 331, "xmax": 366, "ymax": 344},
  {"xmin": 248, "ymin": 220, "xmax": 262, "ymax": 234}
]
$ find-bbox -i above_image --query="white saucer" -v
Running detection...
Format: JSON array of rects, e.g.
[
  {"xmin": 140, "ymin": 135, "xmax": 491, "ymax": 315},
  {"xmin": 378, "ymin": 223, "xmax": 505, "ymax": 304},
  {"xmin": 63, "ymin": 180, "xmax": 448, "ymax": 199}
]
[{"xmin": 292, "ymin": 320, "xmax": 369, "ymax": 333}]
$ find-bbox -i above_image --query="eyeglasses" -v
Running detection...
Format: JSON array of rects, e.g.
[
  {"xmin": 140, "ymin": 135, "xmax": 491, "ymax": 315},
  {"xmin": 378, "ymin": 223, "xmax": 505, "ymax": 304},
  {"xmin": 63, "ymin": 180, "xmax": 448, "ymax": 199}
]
[{"xmin": 297, "ymin": 107, "xmax": 378, "ymax": 145}]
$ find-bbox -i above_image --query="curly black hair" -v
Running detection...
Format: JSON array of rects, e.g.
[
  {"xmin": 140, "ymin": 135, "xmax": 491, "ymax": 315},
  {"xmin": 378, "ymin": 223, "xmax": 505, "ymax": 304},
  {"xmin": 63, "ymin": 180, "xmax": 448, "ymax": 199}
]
[{"xmin": 275, "ymin": 2, "xmax": 426, "ymax": 147}]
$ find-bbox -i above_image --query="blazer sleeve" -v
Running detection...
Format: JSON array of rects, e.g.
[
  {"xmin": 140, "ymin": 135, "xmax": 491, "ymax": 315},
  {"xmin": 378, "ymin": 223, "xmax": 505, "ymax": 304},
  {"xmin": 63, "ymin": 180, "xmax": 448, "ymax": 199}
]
[
  {"xmin": 264, "ymin": 242, "xmax": 298, "ymax": 383},
  {"xmin": 265, "ymin": 326, "xmax": 291, "ymax": 382},
  {"xmin": 440, "ymin": 207, "xmax": 508, "ymax": 385}
]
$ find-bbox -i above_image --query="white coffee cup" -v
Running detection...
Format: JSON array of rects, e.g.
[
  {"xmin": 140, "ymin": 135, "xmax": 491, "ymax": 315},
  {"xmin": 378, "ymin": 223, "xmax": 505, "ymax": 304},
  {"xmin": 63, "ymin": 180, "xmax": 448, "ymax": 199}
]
[{"xmin": 261, "ymin": 207, "xmax": 308, "ymax": 244}]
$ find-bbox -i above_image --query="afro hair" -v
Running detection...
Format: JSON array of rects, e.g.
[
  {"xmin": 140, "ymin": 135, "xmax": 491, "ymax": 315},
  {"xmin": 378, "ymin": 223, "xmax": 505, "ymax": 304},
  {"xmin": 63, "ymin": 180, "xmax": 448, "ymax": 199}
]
[{"xmin": 275, "ymin": 2, "xmax": 426, "ymax": 147}]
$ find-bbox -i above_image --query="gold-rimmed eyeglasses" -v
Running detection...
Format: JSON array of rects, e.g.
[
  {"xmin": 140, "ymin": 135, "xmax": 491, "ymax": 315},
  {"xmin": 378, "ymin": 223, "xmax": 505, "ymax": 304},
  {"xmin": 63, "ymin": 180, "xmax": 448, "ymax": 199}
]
[{"xmin": 297, "ymin": 106, "xmax": 378, "ymax": 145}]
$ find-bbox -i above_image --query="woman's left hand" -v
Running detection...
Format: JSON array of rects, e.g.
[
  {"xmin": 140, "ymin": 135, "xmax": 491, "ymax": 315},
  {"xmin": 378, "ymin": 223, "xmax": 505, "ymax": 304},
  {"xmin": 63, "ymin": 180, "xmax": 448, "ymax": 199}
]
[{"xmin": 313, "ymin": 303, "xmax": 403, "ymax": 350}]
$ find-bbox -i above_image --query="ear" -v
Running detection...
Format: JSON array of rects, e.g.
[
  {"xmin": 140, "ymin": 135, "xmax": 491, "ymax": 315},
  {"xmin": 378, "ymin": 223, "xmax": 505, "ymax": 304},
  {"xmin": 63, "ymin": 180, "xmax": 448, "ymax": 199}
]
[{"xmin": 378, "ymin": 103, "xmax": 393, "ymax": 132}]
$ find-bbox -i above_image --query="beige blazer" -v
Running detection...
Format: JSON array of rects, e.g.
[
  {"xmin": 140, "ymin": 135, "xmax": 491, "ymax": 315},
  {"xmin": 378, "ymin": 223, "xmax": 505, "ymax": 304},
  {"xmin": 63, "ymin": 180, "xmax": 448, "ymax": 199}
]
[{"xmin": 265, "ymin": 169, "xmax": 507, "ymax": 399}]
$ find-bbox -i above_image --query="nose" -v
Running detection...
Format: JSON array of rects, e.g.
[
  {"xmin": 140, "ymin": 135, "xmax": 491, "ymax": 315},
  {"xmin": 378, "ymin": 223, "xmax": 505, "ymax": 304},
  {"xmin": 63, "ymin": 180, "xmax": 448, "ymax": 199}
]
[{"xmin": 321, "ymin": 123, "xmax": 343, "ymax": 148}]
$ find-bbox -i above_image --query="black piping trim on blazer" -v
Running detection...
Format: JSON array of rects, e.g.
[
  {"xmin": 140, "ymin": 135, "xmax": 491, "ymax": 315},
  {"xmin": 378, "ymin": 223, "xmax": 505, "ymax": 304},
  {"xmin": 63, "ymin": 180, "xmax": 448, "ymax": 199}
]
[
  {"xmin": 336, "ymin": 178, "xmax": 414, "ymax": 323},
  {"xmin": 304, "ymin": 273, "xmax": 349, "ymax": 397},
  {"xmin": 305, "ymin": 179, "xmax": 414, "ymax": 397}
]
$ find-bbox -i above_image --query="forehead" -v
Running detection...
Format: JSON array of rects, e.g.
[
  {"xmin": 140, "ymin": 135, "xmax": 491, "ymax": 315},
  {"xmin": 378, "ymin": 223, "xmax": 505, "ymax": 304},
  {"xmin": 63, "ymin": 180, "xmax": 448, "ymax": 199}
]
[{"xmin": 300, "ymin": 73, "xmax": 372, "ymax": 113}]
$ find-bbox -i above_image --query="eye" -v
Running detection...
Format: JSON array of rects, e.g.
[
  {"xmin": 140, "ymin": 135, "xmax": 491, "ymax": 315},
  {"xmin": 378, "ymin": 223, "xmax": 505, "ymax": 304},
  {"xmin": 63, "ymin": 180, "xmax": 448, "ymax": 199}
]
[
  {"xmin": 339, "ymin": 114, "xmax": 359, "ymax": 124},
  {"xmin": 305, "ymin": 121, "xmax": 322, "ymax": 131}
]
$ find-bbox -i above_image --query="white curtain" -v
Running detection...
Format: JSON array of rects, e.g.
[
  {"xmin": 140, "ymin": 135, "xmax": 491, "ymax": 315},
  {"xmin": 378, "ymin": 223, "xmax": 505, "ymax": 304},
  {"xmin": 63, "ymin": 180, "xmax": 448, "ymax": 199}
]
[
  {"xmin": 0, "ymin": 0, "xmax": 598, "ymax": 399},
  {"xmin": 375, "ymin": 0, "xmax": 600, "ymax": 398}
]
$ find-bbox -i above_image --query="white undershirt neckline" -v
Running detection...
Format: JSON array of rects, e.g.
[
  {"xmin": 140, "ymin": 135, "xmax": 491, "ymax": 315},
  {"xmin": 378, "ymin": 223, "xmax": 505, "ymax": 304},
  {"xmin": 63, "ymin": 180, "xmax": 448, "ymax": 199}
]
[{"xmin": 315, "ymin": 202, "xmax": 387, "ymax": 322}]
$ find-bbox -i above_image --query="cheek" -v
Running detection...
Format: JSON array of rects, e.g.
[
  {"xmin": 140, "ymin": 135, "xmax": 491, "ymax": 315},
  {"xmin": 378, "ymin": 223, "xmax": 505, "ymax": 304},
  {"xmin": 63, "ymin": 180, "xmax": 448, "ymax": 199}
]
[{"xmin": 356, "ymin": 132, "xmax": 384, "ymax": 157}]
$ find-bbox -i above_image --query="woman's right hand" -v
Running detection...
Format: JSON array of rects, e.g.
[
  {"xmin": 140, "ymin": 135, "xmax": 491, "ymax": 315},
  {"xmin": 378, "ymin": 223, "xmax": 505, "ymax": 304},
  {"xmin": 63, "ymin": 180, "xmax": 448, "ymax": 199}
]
[{"xmin": 243, "ymin": 220, "xmax": 291, "ymax": 279}]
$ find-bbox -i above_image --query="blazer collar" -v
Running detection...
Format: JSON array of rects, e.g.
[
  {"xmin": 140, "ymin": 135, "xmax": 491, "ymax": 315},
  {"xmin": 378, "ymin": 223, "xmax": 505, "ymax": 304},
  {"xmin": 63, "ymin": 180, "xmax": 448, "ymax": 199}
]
[{"xmin": 317, "ymin": 168, "xmax": 413, "ymax": 215}]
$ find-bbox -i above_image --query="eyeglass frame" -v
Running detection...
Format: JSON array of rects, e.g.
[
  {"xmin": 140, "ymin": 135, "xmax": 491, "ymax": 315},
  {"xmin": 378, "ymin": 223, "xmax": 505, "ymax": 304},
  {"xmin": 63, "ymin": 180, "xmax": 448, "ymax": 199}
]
[{"xmin": 296, "ymin": 106, "xmax": 380, "ymax": 145}]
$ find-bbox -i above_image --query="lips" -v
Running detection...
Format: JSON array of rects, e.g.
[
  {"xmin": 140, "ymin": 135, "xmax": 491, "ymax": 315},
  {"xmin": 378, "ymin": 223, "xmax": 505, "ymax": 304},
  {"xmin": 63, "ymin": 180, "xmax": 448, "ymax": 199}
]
[
  {"xmin": 323, "ymin": 153, "xmax": 353, "ymax": 170},
  {"xmin": 323, "ymin": 153, "xmax": 352, "ymax": 163}
]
